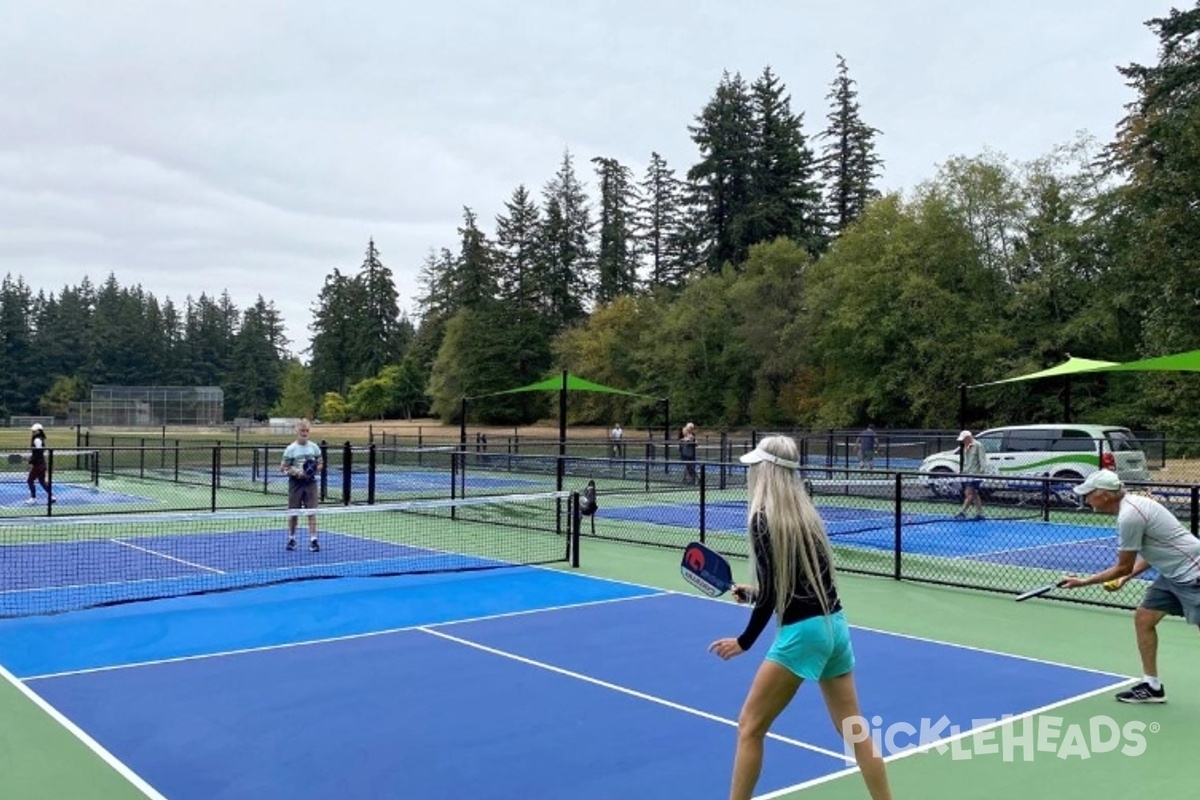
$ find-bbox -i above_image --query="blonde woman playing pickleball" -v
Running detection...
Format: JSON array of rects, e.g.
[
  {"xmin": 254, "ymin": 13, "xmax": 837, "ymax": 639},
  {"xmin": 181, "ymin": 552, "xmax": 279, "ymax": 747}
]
[{"xmin": 708, "ymin": 435, "xmax": 891, "ymax": 800}]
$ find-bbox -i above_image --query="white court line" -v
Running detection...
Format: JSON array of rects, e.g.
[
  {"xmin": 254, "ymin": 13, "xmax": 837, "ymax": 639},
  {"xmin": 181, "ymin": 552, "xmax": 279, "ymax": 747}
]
[
  {"xmin": 109, "ymin": 539, "xmax": 226, "ymax": 574},
  {"xmin": 14, "ymin": 580, "xmax": 1139, "ymax": 797},
  {"xmin": 0, "ymin": 662, "xmax": 167, "ymax": 800},
  {"xmin": 23, "ymin": 592, "xmax": 667, "ymax": 681},
  {"xmin": 419, "ymin": 626, "xmax": 847, "ymax": 761},
  {"xmin": 753, "ymin": 676, "xmax": 1134, "ymax": 799},
  {"xmin": 955, "ymin": 535, "xmax": 1115, "ymax": 562}
]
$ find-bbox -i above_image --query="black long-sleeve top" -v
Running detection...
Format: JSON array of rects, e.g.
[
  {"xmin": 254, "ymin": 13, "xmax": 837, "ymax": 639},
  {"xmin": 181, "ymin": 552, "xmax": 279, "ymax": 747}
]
[{"xmin": 736, "ymin": 513, "xmax": 842, "ymax": 651}]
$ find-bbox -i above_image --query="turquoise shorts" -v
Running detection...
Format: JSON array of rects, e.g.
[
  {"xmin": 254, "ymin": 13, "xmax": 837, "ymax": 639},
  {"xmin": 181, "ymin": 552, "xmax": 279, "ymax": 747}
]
[{"xmin": 765, "ymin": 610, "xmax": 855, "ymax": 681}]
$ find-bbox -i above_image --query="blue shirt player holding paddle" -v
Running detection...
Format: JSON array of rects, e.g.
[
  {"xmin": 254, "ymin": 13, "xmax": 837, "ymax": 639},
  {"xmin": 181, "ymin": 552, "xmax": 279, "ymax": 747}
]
[
  {"xmin": 708, "ymin": 435, "xmax": 892, "ymax": 800},
  {"xmin": 280, "ymin": 419, "xmax": 323, "ymax": 552}
]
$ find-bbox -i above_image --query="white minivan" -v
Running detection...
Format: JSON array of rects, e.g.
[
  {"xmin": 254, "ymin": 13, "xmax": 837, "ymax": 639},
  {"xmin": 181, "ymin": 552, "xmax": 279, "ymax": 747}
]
[{"xmin": 918, "ymin": 424, "xmax": 1152, "ymax": 498}]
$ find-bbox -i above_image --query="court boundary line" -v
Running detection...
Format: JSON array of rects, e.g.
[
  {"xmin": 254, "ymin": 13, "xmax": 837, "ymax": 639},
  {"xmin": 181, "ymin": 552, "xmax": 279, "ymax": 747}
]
[
  {"xmin": 576, "ymin": 573, "xmax": 1138, "ymax": 682},
  {"xmin": 953, "ymin": 534, "xmax": 1115, "ymax": 562},
  {"xmin": 418, "ymin": 626, "xmax": 848, "ymax": 762},
  {"xmin": 753, "ymin": 676, "xmax": 1133, "ymax": 800},
  {"xmin": 0, "ymin": 662, "xmax": 166, "ymax": 800},
  {"xmin": 21, "ymin": 591, "xmax": 669, "ymax": 681},
  {"xmin": 110, "ymin": 539, "xmax": 227, "ymax": 574},
  {"xmin": 18, "ymin": 571, "xmax": 1136, "ymax": 683}
]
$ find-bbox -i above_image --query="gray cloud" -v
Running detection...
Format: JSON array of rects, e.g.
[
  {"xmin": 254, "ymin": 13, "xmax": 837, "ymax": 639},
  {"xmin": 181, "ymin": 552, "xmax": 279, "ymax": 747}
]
[{"xmin": 0, "ymin": 0, "xmax": 1160, "ymax": 353}]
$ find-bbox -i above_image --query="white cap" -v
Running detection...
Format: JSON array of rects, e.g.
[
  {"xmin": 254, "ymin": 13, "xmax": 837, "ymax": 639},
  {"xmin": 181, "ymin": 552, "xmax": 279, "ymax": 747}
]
[
  {"xmin": 739, "ymin": 446, "xmax": 799, "ymax": 470},
  {"xmin": 1073, "ymin": 469, "xmax": 1122, "ymax": 496},
  {"xmin": 30, "ymin": 423, "xmax": 43, "ymax": 432},
  {"xmin": 957, "ymin": 430, "xmax": 972, "ymax": 442}
]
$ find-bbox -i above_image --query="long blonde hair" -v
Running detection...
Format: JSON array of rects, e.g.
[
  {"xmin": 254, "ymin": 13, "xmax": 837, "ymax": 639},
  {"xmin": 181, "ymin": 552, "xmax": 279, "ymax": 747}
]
[{"xmin": 746, "ymin": 435, "xmax": 837, "ymax": 621}]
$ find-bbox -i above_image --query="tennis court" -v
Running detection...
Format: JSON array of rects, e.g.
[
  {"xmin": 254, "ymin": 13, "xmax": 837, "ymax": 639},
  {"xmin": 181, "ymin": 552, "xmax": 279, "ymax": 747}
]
[
  {"xmin": 0, "ymin": 565, "xmax": 1131, "ymax": 800},
  {"xmin": 3, "ymin": 487, "xmax": 1198, "ymax": 799},
  {"xmin": 602, "ymin": 498, "xmax": 1127, "ymax": 570}
]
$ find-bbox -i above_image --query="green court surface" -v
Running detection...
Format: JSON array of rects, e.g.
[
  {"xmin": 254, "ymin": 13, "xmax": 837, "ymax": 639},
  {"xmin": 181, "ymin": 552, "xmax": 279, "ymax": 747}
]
[{"xmin": 1, "ymin": 536, "xmax": 1197, "ymax": 799}]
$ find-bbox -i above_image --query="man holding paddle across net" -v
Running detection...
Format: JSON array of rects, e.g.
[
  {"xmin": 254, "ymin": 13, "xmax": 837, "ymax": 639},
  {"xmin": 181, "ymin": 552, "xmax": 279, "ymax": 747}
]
[{"xmin": 1058, "ymin": 469, "xmax": 1200, "ymax": 704}]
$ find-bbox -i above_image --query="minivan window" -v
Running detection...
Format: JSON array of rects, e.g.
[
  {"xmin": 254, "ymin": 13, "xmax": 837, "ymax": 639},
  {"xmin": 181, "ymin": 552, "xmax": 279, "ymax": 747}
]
[
  {"xmin": 1005, "ymin": 431, "xmax": 1055, "ymax": 451},
  {"xmin": 976, "ymin": 433, "xmax": 1003, "ymax": 453},
  {"xmin": 1108, "ymin": 431, "xmax": 1141, "ymax": 452},
  {"xmin": 1052, "ymin": 430, "xmax": 1097, "ymax": 452}
]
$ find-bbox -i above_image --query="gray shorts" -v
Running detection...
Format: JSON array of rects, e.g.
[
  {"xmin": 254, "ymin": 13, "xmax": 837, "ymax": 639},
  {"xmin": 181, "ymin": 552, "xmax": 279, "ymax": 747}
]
[
  {"xmin": 1140, "ymin": 574, "xmax": 1200, "ymax": 625},
  {"xmin": 288, "ymin": 479, "xmax": 318, "ymax": 510}
]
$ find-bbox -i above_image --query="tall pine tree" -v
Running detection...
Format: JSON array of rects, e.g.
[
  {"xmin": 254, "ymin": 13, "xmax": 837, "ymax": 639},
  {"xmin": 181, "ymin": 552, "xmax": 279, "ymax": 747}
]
[
  {"xmin": 688, "ymin": 71, "xmax": 755, "ymax": 272},
  {"xmin": 591, "ymin": 156, "xmax": 640, "ymax": 303},
  {"xmin": 819, "ymin": 55, "xmax": 883, "ymax": 236}
]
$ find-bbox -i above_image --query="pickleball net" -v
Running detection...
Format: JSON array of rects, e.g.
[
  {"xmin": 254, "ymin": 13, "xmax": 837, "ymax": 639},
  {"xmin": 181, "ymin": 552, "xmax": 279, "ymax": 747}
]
[{"xmin": 0, "ymin": 491, "xmax": 579, "ymax": 617}]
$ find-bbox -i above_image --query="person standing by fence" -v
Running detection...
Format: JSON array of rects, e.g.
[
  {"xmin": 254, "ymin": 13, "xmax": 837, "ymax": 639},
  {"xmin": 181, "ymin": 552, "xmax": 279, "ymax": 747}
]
[{"xmin": 680, "ymin": 422, "xmax": 698, "ymax": 485}]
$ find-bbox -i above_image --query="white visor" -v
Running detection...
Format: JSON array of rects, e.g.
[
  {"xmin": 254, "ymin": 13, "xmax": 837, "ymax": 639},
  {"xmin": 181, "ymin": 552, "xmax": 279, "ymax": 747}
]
[{"xmin": 739, "ymin": 447, "xmax": 799, "ymax": 470}]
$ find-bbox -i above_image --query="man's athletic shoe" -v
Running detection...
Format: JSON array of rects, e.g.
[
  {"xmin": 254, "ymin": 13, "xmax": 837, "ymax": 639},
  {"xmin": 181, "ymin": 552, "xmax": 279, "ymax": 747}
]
[
  {"xmin": 310, "ymin": 539, "xmax": 320, "ymax": 552},
  {"xmin": 286, "ymin": 538, "xmax": 297, "ymax": 551},
  {"xmin": 1116, "ymin": 682, "xmax": 1166, "ymax": 704}
]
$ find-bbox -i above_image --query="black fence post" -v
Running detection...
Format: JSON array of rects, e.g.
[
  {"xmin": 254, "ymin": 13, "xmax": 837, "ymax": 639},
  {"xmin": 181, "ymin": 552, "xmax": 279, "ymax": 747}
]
[
  {"xmin": 319, "ymin": 440, "xmax": 329, "ymax": 502},
  {"xmin": 570, "ymin": 491, "xmax": 581, "ymax": 568},
  {"xmin": 211, "ymin": 446, "xmax": 220, "ymax": 512},
  {"xmin": 341, "ymin": 441, "xmax": 353, "ymax": 505},
  {"xmin": 699, "ymin": 464, "xmax": 707, "ymax": 544},
  {"xmin": 892, "ymin": 472, "xmax": 903, "ymax": 581},
  {"xmin": 367, "ymin": 443, "xmax": 377, "ymax": 505}
]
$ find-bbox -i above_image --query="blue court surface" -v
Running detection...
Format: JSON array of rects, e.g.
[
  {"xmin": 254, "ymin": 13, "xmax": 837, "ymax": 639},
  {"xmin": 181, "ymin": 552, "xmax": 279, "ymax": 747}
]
[
  {"xmin": 0, "ymin": 482, "xmax": 143, "ymax": 508},
  {"xmin": 603, "ymin": 500, "xmax": 1128, "ymax": 575},
  {"xmin": 0, "ymin": 568, "xmax": 1131, "ymax": 800}
]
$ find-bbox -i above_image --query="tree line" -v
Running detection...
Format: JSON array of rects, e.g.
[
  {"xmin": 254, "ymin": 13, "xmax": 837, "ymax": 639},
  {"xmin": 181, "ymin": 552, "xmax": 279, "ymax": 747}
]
[{"xmin": 3, "ymin": 8, "xmax": 1199, "ymax": 435}]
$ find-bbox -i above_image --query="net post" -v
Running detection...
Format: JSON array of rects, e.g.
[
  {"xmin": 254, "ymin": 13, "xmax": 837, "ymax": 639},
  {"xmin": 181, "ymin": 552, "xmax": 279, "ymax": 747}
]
[
  {"xmin": 892, "ymin": 472, "xmax": 902, "ymax": 580},
  {"xmin": 341, "ymin": 441, "xmax": 353, "ymax": 505},
  {"xmin": 367, "ymin": 443, "xmax": 377, "ymax": 505},
  {"xmin": 570, "ymin": 491, "xmax": 582, "ymax": 567},
  {"xmin": 450, "ymin": 450, "xmax": 459, "ymax": 520},
  {"xmin": 211, "ymin": 446, "xmax": 220, "ymax": 512},
  {"xmin": 699, "ymin": 465, "xmax": 707, "ymax": 544},
  {"xmin": 46, "ymin": 448, "xmax": 55, "ymax": 517}
]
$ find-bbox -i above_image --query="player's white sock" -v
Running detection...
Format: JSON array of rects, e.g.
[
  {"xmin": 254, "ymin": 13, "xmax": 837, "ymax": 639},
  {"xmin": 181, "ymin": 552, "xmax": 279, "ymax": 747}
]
[{"xmin": 1143, "ymin": 675, "xmax": 1161, "ymax": 690}]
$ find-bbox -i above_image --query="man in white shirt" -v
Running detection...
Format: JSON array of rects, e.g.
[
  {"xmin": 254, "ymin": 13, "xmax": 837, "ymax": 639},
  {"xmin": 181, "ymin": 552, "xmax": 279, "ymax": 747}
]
[{"xmin": 1061, "ymin": 470, "xmax": 1200, "ymax": 703}]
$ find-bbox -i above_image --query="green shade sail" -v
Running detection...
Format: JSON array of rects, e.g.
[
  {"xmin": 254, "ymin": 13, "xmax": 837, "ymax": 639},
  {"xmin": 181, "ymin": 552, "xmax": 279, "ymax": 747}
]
[{"xmin": 468, "ymin": 373, "xmax": 656, "ymax": 400}]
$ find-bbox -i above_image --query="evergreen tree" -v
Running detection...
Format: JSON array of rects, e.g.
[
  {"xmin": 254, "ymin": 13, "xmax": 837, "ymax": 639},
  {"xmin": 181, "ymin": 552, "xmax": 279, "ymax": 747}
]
[
  {"xmin": 494, "ymin": 185, "xmax": 542, "ymax": 310},
  {"xmin": 591, "ymin": 156, "xmax": 640, "ymax": 302},
  {"xmin": 309, "ymin": 269, "xmax": 364, "ymax": 395},
  {"xmin": 536, "ymin": 150, "xmax": 594, "ymax": 328},
  {"xmin": 688, "ymin": 71, "xmax": 755, "ymax": 271},
  {"xmin": 819, "ymin": 54, "xmax": 883, "ymax": 236},
  {"xmin": 455, "ymin": 207, "xmax": 499, "ymax": 309},
  {"xmin": 1104, "ymin": 4, "xmax": 1200, "ymax": 354},
  {"xmin": 635, "ymin": 152, "xmax": 690, "ymax": 290},
  {"xmin": 746, "ymin": 66, "xmax": 824, "ymax": 255},
  {"xmin": 0, "ymin": 275, "xmax": 34, "ymax": 414},
  {"xmin": 351, "ymin": 239, "xmax": 404, "ymax": 378}
]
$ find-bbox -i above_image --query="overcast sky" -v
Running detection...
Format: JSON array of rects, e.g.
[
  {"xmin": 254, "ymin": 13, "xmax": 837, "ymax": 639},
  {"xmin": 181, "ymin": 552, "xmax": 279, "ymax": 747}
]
[{"xmin": 0, "ymin": 1, "xmax": 1164, "ymax": 356}]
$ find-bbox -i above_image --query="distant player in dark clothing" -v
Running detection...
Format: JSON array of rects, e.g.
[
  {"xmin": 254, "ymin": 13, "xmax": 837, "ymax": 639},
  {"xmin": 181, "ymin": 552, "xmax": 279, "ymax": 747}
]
[{"xmin": 26, "ymin": 423, "xmax": 55, "ymax": 504}]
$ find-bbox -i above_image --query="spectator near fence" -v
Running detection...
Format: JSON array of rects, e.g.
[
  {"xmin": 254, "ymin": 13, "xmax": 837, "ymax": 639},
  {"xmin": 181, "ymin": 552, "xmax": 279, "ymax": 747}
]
[
  {"xmin": 680, "ymin": 422, "xmax": 698, "ymax": 485},
  {"xmin": 857, "ymin": 425, "xmax": 876, "ymax": 469},
  {"xmin": 610, "ymin": 422, "xmax": 624, "ymax": 459}
]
